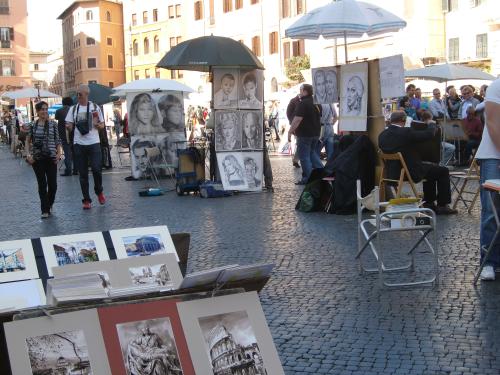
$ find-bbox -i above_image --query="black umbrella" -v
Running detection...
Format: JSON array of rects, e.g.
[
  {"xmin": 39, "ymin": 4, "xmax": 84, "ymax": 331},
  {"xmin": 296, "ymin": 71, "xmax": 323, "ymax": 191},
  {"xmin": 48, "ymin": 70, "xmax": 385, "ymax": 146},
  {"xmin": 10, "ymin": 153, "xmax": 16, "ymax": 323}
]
[
  {"xmin": 68, "ymin": 83, "xmax": 118, "ymax": 105},
  {"xmin": 156, "ymin": 35, "xmax": 264, "ymax": 72}
]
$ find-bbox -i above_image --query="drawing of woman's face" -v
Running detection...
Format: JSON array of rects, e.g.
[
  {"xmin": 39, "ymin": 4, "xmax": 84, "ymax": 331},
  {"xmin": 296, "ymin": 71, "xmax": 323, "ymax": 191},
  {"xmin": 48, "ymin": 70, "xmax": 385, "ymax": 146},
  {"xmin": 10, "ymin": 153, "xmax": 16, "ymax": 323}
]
[
  {"xmin": 137, "ymin": 102, "xmax": 155, "ymax": 125},
  {"xmin": 222, "ymin": 118, "xmax": 236, "ymax": 141},
  {"xmin": 166, "ymin": 104, "xmax": 183, "ymax": 125},
  {"xmin": 224, "ymin": 158, "xmax": 235, "ymax": 174},
  {"xmin": 242, "ymin": 114, "xmax": 257, "ymax": 140},
  {"xmin": 245, "ymin": 162, "xmax": 256, "ymax": 180}
]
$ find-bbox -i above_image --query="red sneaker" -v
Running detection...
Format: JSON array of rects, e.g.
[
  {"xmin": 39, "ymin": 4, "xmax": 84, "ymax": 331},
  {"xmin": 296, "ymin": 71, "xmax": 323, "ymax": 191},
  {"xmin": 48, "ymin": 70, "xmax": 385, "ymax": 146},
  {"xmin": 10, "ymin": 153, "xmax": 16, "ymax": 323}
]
[
  {"xmin": 98, "ymin": 192, "xmax": 106, "ymax": 205},
  {"xmin": 82, "ymin": 200, "xmax": 91, "ymax": 210}
]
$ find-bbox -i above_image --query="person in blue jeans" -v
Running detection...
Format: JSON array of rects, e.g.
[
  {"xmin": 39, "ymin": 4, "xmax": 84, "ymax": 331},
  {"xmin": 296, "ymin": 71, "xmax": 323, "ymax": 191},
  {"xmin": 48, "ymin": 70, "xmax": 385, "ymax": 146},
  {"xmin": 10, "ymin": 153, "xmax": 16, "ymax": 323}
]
[
  {"xmin": 475, "ymin": 77, "xmax": 500, "ymax": 281},
  {"xmin": 288, "ymin": 84, "xmax": 322, "ymax": 185},
  {"xmin": 316, "ymin": 103, "xmax": 337, "ymax": 162}
]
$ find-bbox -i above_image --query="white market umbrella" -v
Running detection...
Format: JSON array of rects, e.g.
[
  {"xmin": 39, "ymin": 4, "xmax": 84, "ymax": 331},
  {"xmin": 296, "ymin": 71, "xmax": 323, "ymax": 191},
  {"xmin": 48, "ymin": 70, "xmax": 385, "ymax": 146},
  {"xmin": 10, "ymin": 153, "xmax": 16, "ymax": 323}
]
[
  {"xmin": 1, "ymin": 87, "xmax": 60, "ymax": 99},
  {"xmin": 404, "ymin": 63, "xmax": 495, "ymax": 83},
  {"xmin": 112, "ymin": 78, "xmax": 195, "ymax": 96},
  {"xmin": 285, "ymin": 0, "xmax": 407, "ymax": 63}
]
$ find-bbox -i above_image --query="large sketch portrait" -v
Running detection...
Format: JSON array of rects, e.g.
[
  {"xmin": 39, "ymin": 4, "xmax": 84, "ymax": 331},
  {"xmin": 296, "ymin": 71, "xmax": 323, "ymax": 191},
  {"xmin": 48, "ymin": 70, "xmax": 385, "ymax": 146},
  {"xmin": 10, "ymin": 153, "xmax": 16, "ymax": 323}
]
[
  {"xmin": 379, "ymin": 54, "xmax": 405, "ymax": 99},
  {"xmin": 215, "ymin": 110, "xmax": 242, "ymax": 151},
  {"xmin": 130, "ymin": 135, "xmax": 157, "ymax": 179},
  {"xmin": 217, "ymin": 152, "xmax": 248, "ymax": 190},
  {"xmin": 238, "ymin": 69, "xmax": 264, "ymax": 109},
  {"xmin": 127, "ymin": 92, "xmax": 163, "ymax": 136},
  {"xmin": 241, "ymin": 151, "xmax": 263, "ymax": 191},
  {"xmin": 339, "ymin": 62, "xmax": 368, "ymax": 131},
  {"xmin": 157, "ymin": 92, "xmax": 185, "ymax": 133},
  {"xmin": 213, "ymin": 68, "xmax": 239, "ymax": 109},
  {"xmin": 312, "ymin": 67, "xmax": 339, "ymax": 104},
  {"xmin": 158, "ymin": 132, "xmax": 186, "ymax": 167},
  {"xmin": 241, "ymin": 110, "xmax": 263, "ymax": 150}
]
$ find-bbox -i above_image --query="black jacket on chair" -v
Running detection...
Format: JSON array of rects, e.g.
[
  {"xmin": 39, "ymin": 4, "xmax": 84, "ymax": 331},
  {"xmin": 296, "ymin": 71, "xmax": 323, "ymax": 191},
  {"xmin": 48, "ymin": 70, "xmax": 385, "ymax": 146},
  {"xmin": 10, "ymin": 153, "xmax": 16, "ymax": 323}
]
[{"xmin": 378, "ymin": 125, "xmax": 434, "ymax": 183}]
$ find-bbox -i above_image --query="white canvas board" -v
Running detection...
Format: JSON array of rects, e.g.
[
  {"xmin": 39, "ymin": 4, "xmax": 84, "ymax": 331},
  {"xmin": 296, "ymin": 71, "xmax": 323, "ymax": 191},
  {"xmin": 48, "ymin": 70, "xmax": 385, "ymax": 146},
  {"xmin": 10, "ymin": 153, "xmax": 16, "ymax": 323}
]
[
  {"xmin": 241, "ymin": 110, "xmax": 264, "ymax": 150},
  {"xmin": 215, "ymin": 110, "xmax": 242, "ymax": 151},
  {"xmin": 241, "ymin": 151, "xmax": 263, "ymax": 191},
  {"xmin": 177, "ymin": 291, "xmax": 285, "ymax": 375},
  {"xmin": 339, "ymin": 62, "xmax": 368, "ymax": 131},
  {"xmin": 218, "ymin": 263, "xmax": 274, "ymax": 284},
  {"xmin": 109, "ymin": 225, "xmax": 178, "ymax": 261},
  {"xmin": 213, "ymin": 68, "xmax": 239, "ymax": 109},
  {"xmin": 179, "ymin": 264, "xmax": 239, "ymax": 289},
  {"xmin": 130, "ymin": 135, "xmax": 157, "ymax": 179},
  {"xmin": 379, "ymin": 55, "xmax": 405, "ymax": 99},
  {"xmin": 238, "ymin": 69, "xmax": 264, "ymax": 109},
  {"xmin": 4, "ymin": 309, "xmax": 112, "ymax": 375},
  {"xmin": 40, "ymin": 232, "xmax": 109, "ymax": 277},
  {"xmin": 0, "ymin": 239, "xmax": 38, "ymax": 283},
  {"xmin": 0, "ymin": 279, "xmax": 46, "ymax": 311},
  {"xmin": 216, "ymin": 152, "xmax": 248, "ymax": 190},
  {"xmin": 312, "ymin": 66, "xmax": 339, "ymax": 104},
  {"xmin": 52, "ymin": 253, "xmax": 183, "ymax": 290}
]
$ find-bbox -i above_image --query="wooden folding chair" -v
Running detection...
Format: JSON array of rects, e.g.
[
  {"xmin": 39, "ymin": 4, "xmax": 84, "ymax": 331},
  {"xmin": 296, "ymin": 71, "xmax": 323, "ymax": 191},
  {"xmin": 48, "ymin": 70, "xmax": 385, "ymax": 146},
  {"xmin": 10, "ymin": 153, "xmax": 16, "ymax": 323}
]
[
  {"xmin": 378, "ymin": 150, "xmax": 420, "ymax": 201},
  {"xmin": 450, "ymin": 158, "xmax": 480, "ymax": 213}
]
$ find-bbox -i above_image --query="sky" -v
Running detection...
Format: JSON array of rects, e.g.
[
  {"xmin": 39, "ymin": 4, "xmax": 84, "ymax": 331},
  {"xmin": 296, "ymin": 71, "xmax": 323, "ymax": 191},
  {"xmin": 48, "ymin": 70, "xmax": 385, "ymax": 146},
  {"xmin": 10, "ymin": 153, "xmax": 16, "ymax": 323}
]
[{"xmin": 27, "ymin": 0, "xmax": 73, "ymax": 52}]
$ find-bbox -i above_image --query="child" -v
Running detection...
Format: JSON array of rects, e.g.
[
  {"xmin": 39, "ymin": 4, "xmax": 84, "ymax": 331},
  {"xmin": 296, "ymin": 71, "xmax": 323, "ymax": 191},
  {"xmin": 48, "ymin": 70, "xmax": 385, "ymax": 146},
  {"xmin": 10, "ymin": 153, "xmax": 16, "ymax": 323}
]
[
  {"xmin": 214, "ymin": 73, "xmax": 237, "ymax": 108},
  {"xmin": 239, "ymin": 72, "xmax": 262, "ymax": 109}
]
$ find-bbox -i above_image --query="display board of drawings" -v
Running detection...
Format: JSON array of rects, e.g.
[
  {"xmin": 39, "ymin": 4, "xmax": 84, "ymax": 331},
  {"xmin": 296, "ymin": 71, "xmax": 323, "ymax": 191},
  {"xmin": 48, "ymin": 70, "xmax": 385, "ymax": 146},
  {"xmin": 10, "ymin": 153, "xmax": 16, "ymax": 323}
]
[
  {"xmin": 213, "ymin": 68, "xmax": 264, "ymax": 191},
  {"xmin": 126, "ymin": 91, "xmax": 187, "ymax": 179}
]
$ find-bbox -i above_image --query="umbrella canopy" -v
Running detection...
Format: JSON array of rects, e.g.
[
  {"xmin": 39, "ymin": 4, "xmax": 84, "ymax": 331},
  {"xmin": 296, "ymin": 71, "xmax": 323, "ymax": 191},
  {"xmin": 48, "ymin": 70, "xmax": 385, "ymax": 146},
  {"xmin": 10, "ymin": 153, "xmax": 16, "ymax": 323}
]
[
  {"xmin": 68, "ymin": 83, "xmax": 117, "ymax": 105},
  {"xmin": 112, "ymin": 78, "xmax": 195, "ymax": 95},
  {"xmin": 156, "ymin": 35, "xmax": 264, "ymax": 72},
  {"xmin": 1, "ymin": 87, "xmax": 60, "ymax": 99},
  {"xmin": 404, "ymin": 64, "xmax": 495, "ymax": 83}
]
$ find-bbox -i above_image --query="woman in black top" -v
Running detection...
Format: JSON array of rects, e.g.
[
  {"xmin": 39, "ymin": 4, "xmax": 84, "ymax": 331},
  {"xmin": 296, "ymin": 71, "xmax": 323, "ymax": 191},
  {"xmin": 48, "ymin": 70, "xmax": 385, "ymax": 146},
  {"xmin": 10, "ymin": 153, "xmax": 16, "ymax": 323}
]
[{"xmin": 26, "ymin": 101, "xmax": 62, "ymax": 218}]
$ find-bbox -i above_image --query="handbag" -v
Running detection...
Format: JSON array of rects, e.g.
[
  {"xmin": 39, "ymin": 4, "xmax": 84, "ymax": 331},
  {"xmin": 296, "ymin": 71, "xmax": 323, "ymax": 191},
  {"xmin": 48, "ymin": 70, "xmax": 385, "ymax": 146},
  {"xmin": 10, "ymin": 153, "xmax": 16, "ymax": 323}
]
[{"xmin": 73, "ymin": 104, "xmax": 91, "ymax": 135}]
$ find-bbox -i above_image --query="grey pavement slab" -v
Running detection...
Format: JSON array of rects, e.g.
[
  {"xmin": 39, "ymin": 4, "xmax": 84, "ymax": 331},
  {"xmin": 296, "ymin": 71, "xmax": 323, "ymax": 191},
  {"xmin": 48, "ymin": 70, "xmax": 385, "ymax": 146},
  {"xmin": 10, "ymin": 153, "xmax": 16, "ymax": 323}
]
[{"xmin": 0, "ymin": 142, "xmax": 499, "ymax": 374}]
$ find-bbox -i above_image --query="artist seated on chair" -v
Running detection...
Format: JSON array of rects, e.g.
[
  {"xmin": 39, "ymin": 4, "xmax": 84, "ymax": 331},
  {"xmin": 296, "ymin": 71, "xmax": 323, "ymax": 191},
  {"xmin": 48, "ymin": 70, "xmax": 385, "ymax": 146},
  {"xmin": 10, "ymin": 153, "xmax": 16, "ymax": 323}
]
[
  {"xmin": 420, "ymin": 110, "xmax": 455, "ymax": 166},
  {"xmin": 378, "ymin": 110, "xmax": 457, "ymax": 215}
]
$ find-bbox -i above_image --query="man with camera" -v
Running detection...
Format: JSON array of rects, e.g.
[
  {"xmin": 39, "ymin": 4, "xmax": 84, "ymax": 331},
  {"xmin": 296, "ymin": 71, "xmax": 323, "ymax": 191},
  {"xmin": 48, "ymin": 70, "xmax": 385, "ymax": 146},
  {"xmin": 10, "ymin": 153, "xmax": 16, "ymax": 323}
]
[{"xmin": 65, "ymin": 84, "xmax": 106, "ymax": 210}]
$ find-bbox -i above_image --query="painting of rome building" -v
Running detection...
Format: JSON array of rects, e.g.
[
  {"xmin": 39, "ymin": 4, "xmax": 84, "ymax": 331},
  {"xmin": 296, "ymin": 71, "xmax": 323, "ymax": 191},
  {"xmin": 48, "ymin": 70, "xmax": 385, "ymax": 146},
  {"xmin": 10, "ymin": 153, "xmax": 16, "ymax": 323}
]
[
  {"xmin": 26, "ymin": 329, "xmax": 93, "ymax": 375},
  {"xmin": 0, "ymin": 248, "xmax": 25, "ymax": 273},
  {"xmin": 199, "ymin": 310, "xmax": 267, "ymax": 375},
  {"xmin": 52, "ymin": 241, "xmax": 99, "ymax": 266},
  {"xmin": 129, "ymin": 263, "xmax": 172, "ymax": 288},
  {"xmin": 123, "ymin": 234, "xmax": 165, "ymax": 257}
]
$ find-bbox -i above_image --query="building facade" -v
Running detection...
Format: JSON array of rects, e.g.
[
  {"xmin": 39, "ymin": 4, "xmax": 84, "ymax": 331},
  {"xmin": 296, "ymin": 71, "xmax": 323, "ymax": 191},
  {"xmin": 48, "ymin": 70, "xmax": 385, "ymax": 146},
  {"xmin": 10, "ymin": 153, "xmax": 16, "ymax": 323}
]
[
  {"xmin": 29, "ymin": 51, "xmax": 51, "ymax": 91},
  {"xmin": 47, "ymin": 49, "xmax": 65, "ymax": 97},
  {"xmin": 0, "ymin": 0, "xmax": 31, "ymax": 93},
  {"xmin": 57, "ymin": 0, "xmax": 126, "ymax": 95}
]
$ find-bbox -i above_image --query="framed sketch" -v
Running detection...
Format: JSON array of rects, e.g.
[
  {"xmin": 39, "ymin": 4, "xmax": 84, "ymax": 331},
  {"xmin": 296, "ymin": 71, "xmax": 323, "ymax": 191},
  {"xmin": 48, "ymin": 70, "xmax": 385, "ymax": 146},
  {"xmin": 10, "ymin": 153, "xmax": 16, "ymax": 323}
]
[
  {"xmin": 40, "ymin": 232, "xmax": 109, "ymax": 277},
  {"xmin": 4, "ymin": 309, "xmax": 112, "ymax": 375},
  {"xmin": 339, "ymin": 62, "xmax": 368, "ymax": 131},
  {"xmin": 53, "ymin": 253, "xmax": 183, "ymax": 291},
  {"xmin": 157, "ymin": 91, "xmax": 185, "ymax": 133},
  {"xmin": 238, "ymin": 69, "xmax": 264, "ymax": 109},
  {"xmin": 215, "ymin": 110, "xmax": 242, "ymax": 151},
  {"xmin": 241, "ymin": 151, "xmax": 263, "ymax": 191},
  {"xmin": 109, "ymin": 225, "xmax": 178, "ymax": 261},
  {"xmin": 213, "ymin": 68, "xmax": 239, "ymax": 109},
  {"xmin": 177, "ymin": 291, "xmax": 285, "ymax": 375},
  {"xmin": 130, "ymin": 135, "xmax": 157, "ymax": 179},
  {"xmin": 312, "ymin": 66, "xmax": 339, "ymax": 104},
  {"xmin": 216, "ymin": 152, "xmax": 248, "ymax": 190},
  {"xmin": 240, "ymin": 110, "xmax": 263, "ymax": 150},
  {"xmin": 98, "ymin": 299, "xmax": 195, "ymax": 374},
  {"xmin": 126, "ymin": 92, "xmax": 164, "ymax": 136},
  {"xmin": 0, "ymin": 279, "xmax": 45, "ymax": 312},
  {"xmin": 0, "ymin": 239, "xmax": 38, "ymax": 283},
  {"xmin": 379, "ymin": 54, "xmax": 405, "ymax": 99}
]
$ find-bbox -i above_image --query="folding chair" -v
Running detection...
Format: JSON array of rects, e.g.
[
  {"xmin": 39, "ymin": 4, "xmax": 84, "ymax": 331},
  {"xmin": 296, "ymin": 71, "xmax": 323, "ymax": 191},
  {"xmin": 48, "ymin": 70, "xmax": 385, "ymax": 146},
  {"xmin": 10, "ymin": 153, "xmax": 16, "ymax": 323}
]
[
  {"xmin": 450, "ymin": 158, "xmax": 480, "ymax": 213},
  {"xmin": 116, "ymin": 136, "xmax": 131, "ymax": 167},
  {"xmin": 378, "ymin": 150, "xmax": 420, "ymax": 201},
  {"xmin": 144, "ymin": 146, "xmax": 176, "ymax": 191},
  {"xmin": 356, "ymin": 180, "xmax": 438, "ymax": 288}
]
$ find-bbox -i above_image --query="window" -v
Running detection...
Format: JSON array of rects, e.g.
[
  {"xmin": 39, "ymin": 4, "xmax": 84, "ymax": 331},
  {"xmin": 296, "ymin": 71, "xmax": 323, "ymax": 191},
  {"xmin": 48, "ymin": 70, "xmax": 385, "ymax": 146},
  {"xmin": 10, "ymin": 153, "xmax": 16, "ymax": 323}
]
[
  {"xmin": 88, "ymin": 80, "xmax": 97, "ymax": 84},
  {"xmin": 171, "ymin": 70, "xmax": 177, "ymax": 79},
  {"xmin": 269, "ymin": 32, "xmax": 278, "ymax": 54},
  {"xmin": 155, "ymin": 68, "xmax": 161, "ymax": 78},
  {"xmin": 281, "ymin": 0, "xmax": 290, "ymax": 18},
  {"xmin": 209, "ymin": 0, "xmax": 215, "ymax": 24},
  {"xmin": 153, "ymin": 8, "xmax": 158, "ymax": 22},
  {"xmin": 271, "ymin": 77, "xmax": 278, "ymax": 93},
  {"xmin": 34, "ymin": 63, "xmax": 39, "ymax": 71},
  {"xmin": 154, "ymin": 36, "xmax": 159, "ymax": 53},
  {"xmin": 108, "ymin": 82, "xmax": 114, "ymax": 88},
  {"xmin": 86, "ymin": 37, "xmax": 95, "ymax": 45},
  {"xmin": 223, "ymin": 0, "xmax": 232, "ymax": 13},
  {"xmin": 107, "ymin": 37, "xmax": 113, "ymax": 46},
  {"xmin": 448, "ymin": 38, "xmax": 459, "ymax": 61},
  {"xmin": 133, "ymin": 39, "xmax": 138, "ymax": 56},
  {"xmin": 292, "ymin": 39, "xmax": 304, "ymax": 56},
  {"xmin": 0, "ymin": 0, "xmax": 9, "ymax": 15},
  {"xmin": 144, "ymin": 37, "xmax": 149, "ymax": 54},
  {"xmin": 449, "ymin": 0, "xmax": 458, "ymax": 11},
  {"xmin": 0, "ymin": 59, "xmax": 14, "ymax": 76},
  {"xmin": 87, "ymin": 57, "xmax": 97, "ymax": 68},
  {"xmin": 283, "ymin": 41, "xmax": 290, "ymax": 60},
  {"xmin": 176, "ymin": 36, "xmax": 182, "ymax": 44},
  {"xmin": 134, "ymin": 70, "xmax": 140, "ymax": 80},
  {"xmin": 194, "ymin": 1, "xmax": 203, "ymax": 20},
  {"xmin": 107, "ymin": 55, "xmax": 113, "ymax": 68},
  {"xmin": 132, "ymin": 13, "xmax": 137, "ymax": 26},
  {"xmin": 143, "ymin": 11, "xmax": 148, "ymax": 24},
  {"xmin": 476, "ymin": 33, "xmax": 488, "ymax": 58},
  {"xmin": 145, "ymin": 68, "xmax": 150, "ymax": 78},
  {"xmin": 170, "ymin": 37, "xmax": 176, "ymax": 48},
  {"xmin": 235, "ymin": 0, "xmax": 243, "ymax": 9},
  {"xmin": 470, "ymin": 0, "xmax": 484, "ymax": 6},
  {"xmin": 178, "ymin": 70, "xmax": 183, "ymax": 79},
  {"xmin": 0, "ymin": 27, "xmax": 13, "ymax": 48},
  {"xmin": 169, "ymin": 5, "xmax": 175, "ymax": 18},
  {"xmin": 251, "ymin": 0, "xmax": 259, "ymax": 4},
  {"xmin": 176, "ymin": 4, "xmax": 181, "ymax": 17},
  {"xmin": 296, "ymin": 0, "xmax": 304, "ymax": 14},
  {"xmin": 86, "ymin": 10, "xmax": 93, "ymax": 21},
  {"xmin": 106, "ymin": 11, "xmax": 111, "ymax": 22},
  {"xmin": 251, "ymin": 36, "xmax": 261, "ymax": 56}
]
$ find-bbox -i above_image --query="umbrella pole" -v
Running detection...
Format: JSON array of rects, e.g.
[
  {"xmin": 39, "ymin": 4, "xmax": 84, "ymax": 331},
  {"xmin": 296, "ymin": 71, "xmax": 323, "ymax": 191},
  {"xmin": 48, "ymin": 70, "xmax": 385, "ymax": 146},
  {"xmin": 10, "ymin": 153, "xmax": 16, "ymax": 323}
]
[{"xmin": 344, "ymin": 31, "xmax": 348, "ymax": 64}]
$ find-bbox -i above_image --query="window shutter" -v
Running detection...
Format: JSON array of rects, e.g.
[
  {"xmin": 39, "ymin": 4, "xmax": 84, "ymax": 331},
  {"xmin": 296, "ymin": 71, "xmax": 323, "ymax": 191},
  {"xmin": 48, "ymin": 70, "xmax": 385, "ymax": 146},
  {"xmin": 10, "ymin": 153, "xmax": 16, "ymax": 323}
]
[
  {"xmin": 442, "ymin": 0, "xmax": 449, "ymax": 12},
  {"xmin": 9, "ymin": 27, "xmax": 13, "ymax": 41}
]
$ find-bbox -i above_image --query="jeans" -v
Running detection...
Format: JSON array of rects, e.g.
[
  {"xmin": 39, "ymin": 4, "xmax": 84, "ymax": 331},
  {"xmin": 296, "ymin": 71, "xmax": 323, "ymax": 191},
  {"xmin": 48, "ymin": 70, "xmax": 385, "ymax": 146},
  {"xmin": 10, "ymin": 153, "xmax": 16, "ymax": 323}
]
[
  {"xmin": 422, "ymin": 164, "xmax": 451, "ymax": 206},
  {"xmin": 32, "ymin": 158, "xmax": 57, "ymax": 214},
  {"xmin": 465, "ymin": 139, "xmax": 480, "ymax": 161},
  {"xmin": 316, "ymin": 124, "xmax": 335, "ymax": 161},
  {"xmin": 74, "ymin": 143, "xmax": 103, "ymax": 202},
  {"xmin": 62, "ymin": 142, "xmax": 77, "ymax": 174},
  {"xmin": 296, "ymin": 136, "xmax": 323, "ymax": 183},
  {"xmin": 479, "ymin": 159, "xmax": 500, "ymax": 268},
  {"xmin": 441, "ymin": 142, "xmax": 455, "ymax": 166}
]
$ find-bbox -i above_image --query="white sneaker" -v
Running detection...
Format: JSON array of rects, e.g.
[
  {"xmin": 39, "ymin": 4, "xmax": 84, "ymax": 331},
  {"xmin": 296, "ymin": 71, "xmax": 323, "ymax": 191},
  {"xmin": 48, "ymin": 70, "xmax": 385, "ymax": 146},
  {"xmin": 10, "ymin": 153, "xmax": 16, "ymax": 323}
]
[{"xmin": 480, "ymin": 265, "xmax": 496, "ymax": 281}]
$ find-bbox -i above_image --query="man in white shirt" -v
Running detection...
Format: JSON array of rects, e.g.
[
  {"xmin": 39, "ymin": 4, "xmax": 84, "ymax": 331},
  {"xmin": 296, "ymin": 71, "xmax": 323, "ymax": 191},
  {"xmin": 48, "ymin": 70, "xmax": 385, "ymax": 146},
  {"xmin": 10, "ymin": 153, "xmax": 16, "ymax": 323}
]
[
  {"xmin": 475, "ymin": 78, "xmax": 500, "ymax": 280},
  {"xmin": 429, "ymin": 89, "xmax": 449, "ymax": 120},
  {"xmin": 458, "ymin": 85, "xmax": 480, "ymax": 120},
  {"xmin": 65, "ymin": 84, "xmax": 106, "ymax": 210}
]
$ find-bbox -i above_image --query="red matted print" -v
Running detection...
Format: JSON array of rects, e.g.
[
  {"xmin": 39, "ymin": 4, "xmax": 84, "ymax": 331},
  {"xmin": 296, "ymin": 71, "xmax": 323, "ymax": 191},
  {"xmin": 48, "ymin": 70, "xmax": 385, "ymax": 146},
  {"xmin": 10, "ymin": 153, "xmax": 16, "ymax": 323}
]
[{"xmin": 98, "ymin": 299, "xmax": 195, "ymax": 375}]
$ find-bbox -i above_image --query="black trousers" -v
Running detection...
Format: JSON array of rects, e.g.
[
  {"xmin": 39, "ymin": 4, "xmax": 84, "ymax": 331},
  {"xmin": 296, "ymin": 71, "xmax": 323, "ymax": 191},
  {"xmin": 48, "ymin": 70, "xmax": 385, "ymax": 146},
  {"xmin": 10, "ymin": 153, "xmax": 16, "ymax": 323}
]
[
  {"xmin": 32, "ymin": 158, "xmax": 57, "ymax": 214},
  {"xmin": 422, "ymin": 164, "xmax": 451, "ymax": 206},
  {"xmin": 74, "ymin": 143, "xmax": 103, "ymax": 202}
]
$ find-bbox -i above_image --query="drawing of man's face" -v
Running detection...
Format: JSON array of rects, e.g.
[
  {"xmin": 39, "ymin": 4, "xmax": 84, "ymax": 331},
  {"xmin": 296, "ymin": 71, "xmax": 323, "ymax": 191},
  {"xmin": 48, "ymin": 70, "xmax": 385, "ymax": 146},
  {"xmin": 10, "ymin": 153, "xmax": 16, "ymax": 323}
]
[
  {"xmin": 137, "ymin": 102, "xmax": 155, "ymax": 125},
  {"xmin": 221, "ymin": 117, "xmax": 236, "ymax": 142},
  {"xmin": 314, "ymin": 70, "xmax": 326, "ymax": 102},
  {"xmin": 346, "ymin": 76, "xmax": 364, "ymax": 112},
  {"xmin": 223, "ymin": 158, "xmax": 236, "ymax": 174},
  {"xmin": 245, "ymin": 160, "xmax": 257, "ymax": 181},
  {"xmin": 242, "ymin": 113, "xmax": 257, "ymax": 140},
  {"xmin": 243, "ymin": 81, "xmax": 257, "ymax": 100},
  {"xmin": 326, "ymin": 71, "xmax": 337, "ymax": 102},
  {"xmin": 166, "ymin": 104, "xmax": 183, "ymax": 125},
  {"xmin": 221, "ymin": 76, "xmax": 235, "ymax": 96},
  {"xmin": 132, "ymin": 142, "xmax": 153, "ymax": 172}
]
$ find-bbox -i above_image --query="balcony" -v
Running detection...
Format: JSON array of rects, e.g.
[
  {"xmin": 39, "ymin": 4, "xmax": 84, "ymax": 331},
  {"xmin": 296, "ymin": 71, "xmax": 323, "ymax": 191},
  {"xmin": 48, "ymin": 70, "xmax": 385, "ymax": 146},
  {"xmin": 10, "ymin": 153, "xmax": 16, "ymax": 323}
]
[
  {"xmin": 0, "ymin": 40, "xmax": 11, "ymax": 49},
  {"xmin": 0, "ymin": 6, "xmax": 9, "ymax": 15}
]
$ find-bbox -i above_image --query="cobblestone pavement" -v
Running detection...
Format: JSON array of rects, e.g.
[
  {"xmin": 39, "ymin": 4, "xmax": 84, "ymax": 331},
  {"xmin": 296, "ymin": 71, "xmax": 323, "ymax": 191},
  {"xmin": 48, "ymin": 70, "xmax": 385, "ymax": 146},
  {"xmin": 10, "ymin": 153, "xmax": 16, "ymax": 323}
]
[{"xmin": 1, "ymin": 142, "xmax": 499, "ymax": 375}]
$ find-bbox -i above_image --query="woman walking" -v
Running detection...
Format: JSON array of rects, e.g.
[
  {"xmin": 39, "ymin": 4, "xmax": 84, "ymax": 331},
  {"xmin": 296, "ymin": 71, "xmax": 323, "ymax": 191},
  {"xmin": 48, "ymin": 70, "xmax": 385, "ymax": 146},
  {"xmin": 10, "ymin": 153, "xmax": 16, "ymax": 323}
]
[{"xmin": 26, "ymin": 101, "xmax": 62, "ymax": 219}]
